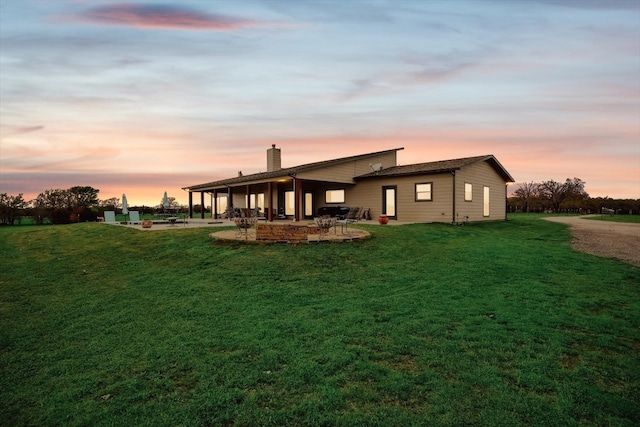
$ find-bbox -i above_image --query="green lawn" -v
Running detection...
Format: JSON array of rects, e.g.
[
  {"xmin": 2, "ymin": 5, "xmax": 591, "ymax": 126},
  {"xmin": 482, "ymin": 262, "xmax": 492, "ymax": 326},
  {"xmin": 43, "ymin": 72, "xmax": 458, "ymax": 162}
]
[
  {"xmin": 1, "ymin": 215, "xmax": 639, "ymax": 426},
  {"xmin": 586, "ymin": 214, "xmax": 640, "ymax": 224}
]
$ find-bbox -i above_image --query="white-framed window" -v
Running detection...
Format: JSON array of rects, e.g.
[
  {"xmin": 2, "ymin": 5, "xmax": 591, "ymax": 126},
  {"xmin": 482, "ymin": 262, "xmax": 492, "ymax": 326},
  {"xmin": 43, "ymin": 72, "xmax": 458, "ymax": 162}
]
[
  {"xmin": 483, "ymin": 186, "xmax": 490, "ymax": 216},
  {"xmin": 325, "ymin": 189, "xmax": 345, "ymax": 204},
  {"xmin": 465, "ymin": 183, "xmax": 473, "ymax": 201},
  {"xmin": 415, "ymin": 182, "xmax": 432, "ymax": 201},
  {"xmin": 383, "ymin": 186, "xmax": 397, "ymax": 218}
]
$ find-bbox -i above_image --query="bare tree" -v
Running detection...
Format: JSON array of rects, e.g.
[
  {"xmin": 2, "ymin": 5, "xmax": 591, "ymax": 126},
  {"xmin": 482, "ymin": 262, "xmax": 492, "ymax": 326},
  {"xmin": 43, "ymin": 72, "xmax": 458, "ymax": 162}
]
[
  {"xmin": 514, "ymin": 181, "xmax": 539, "ymax": 213},
  {"xmin": 538, "ymin": 180, "xmax": 567, "ymax": 212},
  {"xmin": 537, "ymin": 178, "xmax": 588, "ymax": 212}
]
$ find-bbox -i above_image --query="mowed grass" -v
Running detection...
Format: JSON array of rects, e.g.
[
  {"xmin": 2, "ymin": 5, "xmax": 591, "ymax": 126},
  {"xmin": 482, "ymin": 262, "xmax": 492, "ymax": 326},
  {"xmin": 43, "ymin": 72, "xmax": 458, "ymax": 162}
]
[
  {"xmin": 1, "ymin": 215, "xmax": 639, "ymax": 426},
  {"xmin": 587, "ymin": 215, "xmax": 640, "ymax": 224}
]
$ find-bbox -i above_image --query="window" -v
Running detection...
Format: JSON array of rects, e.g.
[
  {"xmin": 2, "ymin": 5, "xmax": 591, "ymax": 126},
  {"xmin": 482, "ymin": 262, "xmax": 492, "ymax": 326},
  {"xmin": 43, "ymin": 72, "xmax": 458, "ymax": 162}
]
[
  {"xmin": 304, "ymin": 192, "xmax": 313, "ymax": 217},
  {"xmin": 285, "ymin": 191, "xmax": 295, "ymax": 215},
  {"xmin": 483, "ymin": 186, "xmax": 490, "ymax": 216},
  {"xmin": 415, "ymin": 183, "xmax": 432, "ymax": 201},
  {"xmin": 246, "ymin": 193, "xmax": 264, "ymax": 211},
  {"xmin": 465, "ymin": 183, "xmax": 473, "ymax": 201},
  {"xmin": 216, "ymin": 194, "xmax": 228, "ymax": 215},
  {"xmin": 325, "ymin": 189, "xmax": 345, "ymax": 204},
  {"xmin": 256, "ymin": 193, "xmax": 265, "ymax": 212}
]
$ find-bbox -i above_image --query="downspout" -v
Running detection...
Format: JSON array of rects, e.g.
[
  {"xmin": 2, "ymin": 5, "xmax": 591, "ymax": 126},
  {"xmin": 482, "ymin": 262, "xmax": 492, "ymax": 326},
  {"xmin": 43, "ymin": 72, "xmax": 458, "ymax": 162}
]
[
  {"xmin": 505, "ymin": 184, "xmax": 508, "ymax": 221},
  {"xmin": 451, "ymin": 170, "xmax": 456, "ymax": 224}
]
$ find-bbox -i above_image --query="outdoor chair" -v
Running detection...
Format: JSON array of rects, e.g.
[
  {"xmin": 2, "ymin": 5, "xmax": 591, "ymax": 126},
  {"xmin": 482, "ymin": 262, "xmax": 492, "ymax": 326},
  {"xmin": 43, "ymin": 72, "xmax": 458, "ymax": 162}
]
[
  {"xmin": 103, "ymin": 211, "xmax": 116, "ymax": 223},
  {"xmin": 336, "ymin": 207, "xmax": 361, "ymax": 233},
  {"xmin": 224, "ymin": 207, "xmax": 239, "ymax": 219},
  {"xmin": 128, "ymin": 211, "xmax": 140, "ymax": 224}
]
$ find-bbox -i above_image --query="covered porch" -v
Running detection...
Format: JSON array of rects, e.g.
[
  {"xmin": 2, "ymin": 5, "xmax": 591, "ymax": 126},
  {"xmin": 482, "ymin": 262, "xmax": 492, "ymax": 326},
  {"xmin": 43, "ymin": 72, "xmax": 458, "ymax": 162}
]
[{"xmin": 186, "ymin": 175, "xmax": 354, "ymax": 223}]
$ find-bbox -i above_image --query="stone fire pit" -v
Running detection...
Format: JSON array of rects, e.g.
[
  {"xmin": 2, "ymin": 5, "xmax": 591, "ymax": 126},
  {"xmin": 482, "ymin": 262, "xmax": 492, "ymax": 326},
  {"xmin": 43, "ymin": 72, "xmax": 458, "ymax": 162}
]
[{"xmin": 210, "ymin": 221, "xmax": 369, "ymax": 244}]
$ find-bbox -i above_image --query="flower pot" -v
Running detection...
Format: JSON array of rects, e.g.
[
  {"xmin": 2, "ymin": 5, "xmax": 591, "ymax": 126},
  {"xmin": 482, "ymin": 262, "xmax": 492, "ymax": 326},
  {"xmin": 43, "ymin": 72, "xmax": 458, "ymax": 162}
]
[
  {"xmin": 378, "ymin": 215, "xmax": 389, "ymax": 225},
  {"xmin": 142, "ymin": 219, "xmax": 153, "ymax": 228}
]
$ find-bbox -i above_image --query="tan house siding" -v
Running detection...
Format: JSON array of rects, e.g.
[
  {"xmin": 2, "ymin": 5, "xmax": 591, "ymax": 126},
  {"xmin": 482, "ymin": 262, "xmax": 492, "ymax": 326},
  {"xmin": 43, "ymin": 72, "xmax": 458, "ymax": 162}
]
[
  {"xmin": 347, "ymin": 173, "xmax": 455, "ymax": 222},
  {"xmin": 299, "ymin": 151, "xmax": 398, "ymax": 183},
  {"xmin": 347, "ymin": 160, "xmax": 509, "ymax": 223},
  {"xmin": 455, "ymin": 161, "xmax": 507, "ymax": 221}
]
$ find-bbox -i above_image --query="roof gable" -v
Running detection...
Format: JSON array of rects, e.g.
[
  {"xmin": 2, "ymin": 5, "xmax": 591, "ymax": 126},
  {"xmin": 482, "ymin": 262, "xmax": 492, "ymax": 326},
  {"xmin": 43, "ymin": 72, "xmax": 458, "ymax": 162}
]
[{"xmin": 184, "ymin": 147, "xmax": 404, "ymax": 191}]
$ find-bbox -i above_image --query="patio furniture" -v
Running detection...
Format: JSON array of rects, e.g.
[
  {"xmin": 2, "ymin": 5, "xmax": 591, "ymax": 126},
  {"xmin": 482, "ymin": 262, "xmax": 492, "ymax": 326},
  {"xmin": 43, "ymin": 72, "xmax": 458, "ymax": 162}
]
[
  {"xmin": 317, "ymin": 206, "xmax": 350, "ymax": 219},
  {"xmin": 337, "ymin": 207, "xmax": 362, "ymax": 233},
  {"xmin": 129, "ymin": 211, "xmax": 140, "ymax": 224},
  {"xmin": 103, "ymin": 211, "xmax": 116, "ymax": 223},
  {"xmin": 314, "ymin": 216, "xmax": 336, "ymax": 240},
  {"xmin": 234, "ymin": 216, "xmax": 258, "ymax": 239}
]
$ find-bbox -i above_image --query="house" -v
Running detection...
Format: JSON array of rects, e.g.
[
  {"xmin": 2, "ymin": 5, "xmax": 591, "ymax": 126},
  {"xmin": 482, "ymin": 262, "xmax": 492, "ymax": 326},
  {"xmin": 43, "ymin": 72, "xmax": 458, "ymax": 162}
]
[{"xmin": 183, "ymin": 146, "xmax": 515, "ymax": 223}]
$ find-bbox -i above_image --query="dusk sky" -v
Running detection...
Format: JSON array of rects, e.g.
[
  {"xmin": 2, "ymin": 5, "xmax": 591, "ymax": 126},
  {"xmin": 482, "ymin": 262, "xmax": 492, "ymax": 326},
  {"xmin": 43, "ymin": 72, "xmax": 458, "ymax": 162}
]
[{"xmin": 1, "ymin": 0, "xmax": 639, "ymax": 207}]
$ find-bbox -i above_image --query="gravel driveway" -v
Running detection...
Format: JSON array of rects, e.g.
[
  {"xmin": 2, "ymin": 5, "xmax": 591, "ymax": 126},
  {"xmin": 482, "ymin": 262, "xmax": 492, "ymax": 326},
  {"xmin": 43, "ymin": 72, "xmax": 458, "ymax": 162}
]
[{"xmin": 545, "ymin": 215, "xmax": 640, "ymax": 266}]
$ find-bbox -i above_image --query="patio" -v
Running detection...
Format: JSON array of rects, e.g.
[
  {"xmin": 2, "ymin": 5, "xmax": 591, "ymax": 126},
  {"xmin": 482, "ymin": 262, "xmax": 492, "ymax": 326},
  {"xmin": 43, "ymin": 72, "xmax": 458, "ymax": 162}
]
[
  {"xmin": 211, "ymin": 220, "xmax": 370, "ymax": 243},
  {"xmin": 104, "ymin": 217, "xmax": 372, "ymax": 242}
]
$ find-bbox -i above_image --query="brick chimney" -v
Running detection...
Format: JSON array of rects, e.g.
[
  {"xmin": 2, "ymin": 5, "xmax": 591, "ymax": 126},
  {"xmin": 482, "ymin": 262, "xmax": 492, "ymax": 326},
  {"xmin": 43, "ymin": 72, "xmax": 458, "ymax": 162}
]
[{"xmin": 267, "ymin": 144, "xmax": 281, "ymax": 172}]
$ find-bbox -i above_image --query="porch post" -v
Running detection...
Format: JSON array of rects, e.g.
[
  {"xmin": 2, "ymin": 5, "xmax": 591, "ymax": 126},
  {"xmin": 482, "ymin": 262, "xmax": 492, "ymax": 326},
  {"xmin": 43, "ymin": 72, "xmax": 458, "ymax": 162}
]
[
  {"xmin": 451, "ymin": 170, "xmax": 456, "ymax": 224},
  {"xmin": 267, "ymin": 182, "xmax": 273, "ymax": 221},
  {"xmin": 188, "ymin": 191, "xmax": 193, "ymax": 218},
  {"xmin": 213, "ymin": 190, "xmax": 218, "ymax": 219},
  {"xmin": 200, "ymin": 192, "xmax": 205, "ymax": 219},
  {"xmin": 294, "ymin": 178, "xmax": 303, "ymax": 222}
]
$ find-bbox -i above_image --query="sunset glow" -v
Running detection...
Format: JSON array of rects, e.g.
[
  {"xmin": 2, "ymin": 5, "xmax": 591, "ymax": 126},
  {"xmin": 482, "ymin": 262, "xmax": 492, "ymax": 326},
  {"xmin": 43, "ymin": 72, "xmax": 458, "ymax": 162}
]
[{"xmin": 1, "ymin": 0, "xmax": 638, "ymax": 207}]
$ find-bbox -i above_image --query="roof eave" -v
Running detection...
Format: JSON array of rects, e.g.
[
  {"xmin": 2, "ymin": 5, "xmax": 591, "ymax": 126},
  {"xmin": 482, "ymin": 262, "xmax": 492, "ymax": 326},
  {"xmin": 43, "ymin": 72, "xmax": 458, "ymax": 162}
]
[{"xmin": 184, "ymin": 147, "xmax": 405, "ymax": 191}]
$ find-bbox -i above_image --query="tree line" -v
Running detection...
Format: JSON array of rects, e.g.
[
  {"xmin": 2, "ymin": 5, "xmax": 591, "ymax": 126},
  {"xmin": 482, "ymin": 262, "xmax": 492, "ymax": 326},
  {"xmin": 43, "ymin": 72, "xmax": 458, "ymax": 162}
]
[
  {"xmin": 2, "ymin": 179, "xmax": 638, "ymax": 225},
  {"xmin": 0, "ymin": 186, "xmax": 184, "ymax": 225},
  {"xmin": 508, "ymin": 177, "xmax": 639, "ymax": 214}
]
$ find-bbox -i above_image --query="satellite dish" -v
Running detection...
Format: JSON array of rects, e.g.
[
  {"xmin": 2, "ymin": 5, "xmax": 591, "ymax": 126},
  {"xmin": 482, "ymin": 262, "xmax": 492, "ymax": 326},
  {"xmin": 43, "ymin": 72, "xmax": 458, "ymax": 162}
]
[{"xmin": 370, "ymin": 163, "xmax": 383, "ymax": 172}]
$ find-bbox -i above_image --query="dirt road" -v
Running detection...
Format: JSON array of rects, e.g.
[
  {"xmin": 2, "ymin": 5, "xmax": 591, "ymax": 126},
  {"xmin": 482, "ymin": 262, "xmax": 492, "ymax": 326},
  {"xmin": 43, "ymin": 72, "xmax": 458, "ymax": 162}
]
[{"xmin": 545, "ymin": 216, "xmax": 640, "ymax": 266}]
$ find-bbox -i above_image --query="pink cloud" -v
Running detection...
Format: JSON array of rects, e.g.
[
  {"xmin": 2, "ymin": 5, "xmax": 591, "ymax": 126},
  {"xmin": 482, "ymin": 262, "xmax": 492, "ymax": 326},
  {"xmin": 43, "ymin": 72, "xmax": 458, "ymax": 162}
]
[
  {"xmin": 0, "ymin": 125, "xmax": 44, "ymax": 139},
  {"xmin": 72, "ymin": 4, "xmax": 294, "ymax": 31}
]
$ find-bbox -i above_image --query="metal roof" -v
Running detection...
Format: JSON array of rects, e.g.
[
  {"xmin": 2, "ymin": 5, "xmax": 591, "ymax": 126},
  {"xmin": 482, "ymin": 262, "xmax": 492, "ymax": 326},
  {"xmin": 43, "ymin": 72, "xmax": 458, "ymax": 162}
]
[
  {"xmin": 183, "ymin": 147, "xmax": 405, "ymax": 191},
  {"xmin": 355, "ymin": 154, "xmax": 515, "ymax": 182}
]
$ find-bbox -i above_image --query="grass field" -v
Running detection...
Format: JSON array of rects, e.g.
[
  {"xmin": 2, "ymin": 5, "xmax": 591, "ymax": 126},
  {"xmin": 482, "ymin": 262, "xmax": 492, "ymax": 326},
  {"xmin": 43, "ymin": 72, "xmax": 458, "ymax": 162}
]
[
  {"xmin": 1, "ymin": 215, "xmax": 639, "ymax": 426},
  {"xmin": 586, "ymin": 215, "xmax": 640, "ymax": 224}
]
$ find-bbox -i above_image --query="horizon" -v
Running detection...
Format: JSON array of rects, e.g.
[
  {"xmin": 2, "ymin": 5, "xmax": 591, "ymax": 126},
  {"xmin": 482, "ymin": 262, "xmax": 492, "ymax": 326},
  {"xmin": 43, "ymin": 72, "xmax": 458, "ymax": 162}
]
[{"xmin": 1, "ymin": 0, "xmax": 639, "ymax": 206}]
